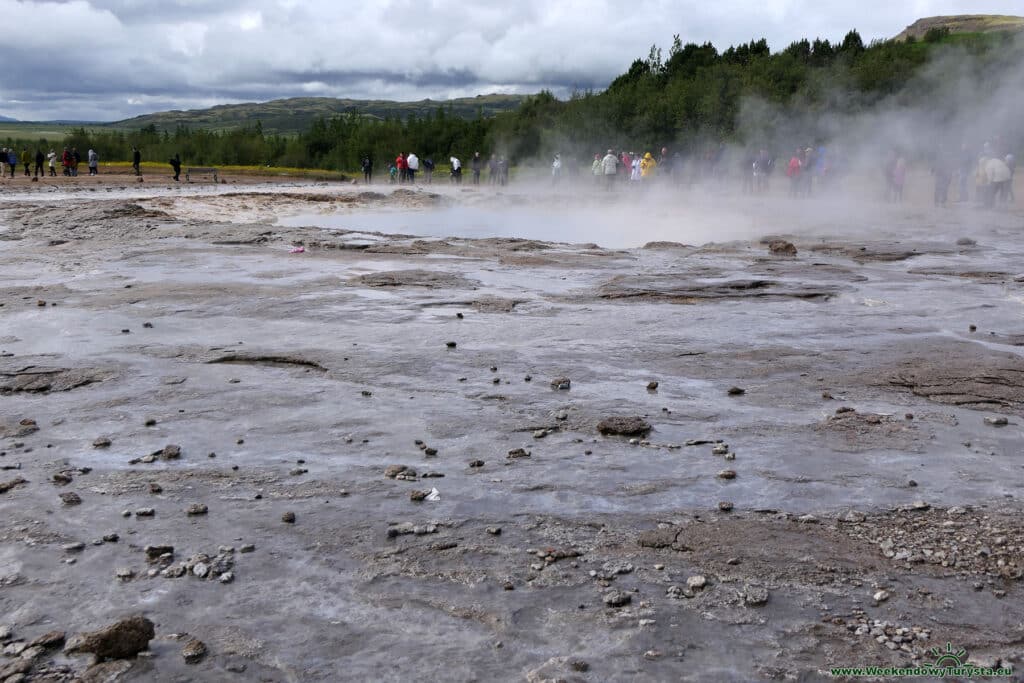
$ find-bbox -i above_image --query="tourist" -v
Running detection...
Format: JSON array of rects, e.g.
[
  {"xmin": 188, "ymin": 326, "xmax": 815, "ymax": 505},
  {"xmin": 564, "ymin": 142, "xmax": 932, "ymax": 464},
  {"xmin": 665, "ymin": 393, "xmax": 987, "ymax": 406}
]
[
  {"xmin": 423, "ymin": 157, "xmax": 434, "ymax": 184},
  {"xmin": 131, "ymin": 147, "xmax": 141, "ymax": 176},
  {"xmin": 47, "ymin": 149, "xmax": 57, "ymax": 176},
  {"xmin": 71, "ymin": 148, "xmax": 80, "ymax": 177},
  {"xmin": 361, "ymin": 156, "xmax": 372, "ymax": 184},
  {"xmin": 956, "ymin": 143, "xmax": 973, "ymax": 202},
  {"xmin": 601, "ymin": 149, "xmax": 618, "ymax": 190},
  {"xmin": 984, "ymin": 154, "xmax": 1012, "ymax": 205},
  {"xmin": 20, "ymin": 149, "xmax": 30, "ymax": 176},
  {"xmin": 395, "ymin": 153, "xmax": 407, "ymax": 183},
  {"xmin": 640, "ymin": 152, "xmax": 657, "ymax": 180},
  {"xmin": 488, "ymin": 154, "xmax": 498, "ymax": 184},
  {"xmin": 88, "ymin": 149, "xmax": 99, "ymax": 176},
  {"xmin": 551, "ymin": 153, "xmax": 562, "ymax": 184},
  {"xmin": 787, "ymin": 149, "xmax": 802, "ymax": 197},
  {"xmin": 34, "ymin": 149, "xmax": 44, "ymax": 178},
  {"xmin": 499, "ymin": 156, "xmax": 509, "ymax": 185},
  {"xmin": 450, "ymin": 156, "xmax": 462, "ymax": 184},
  {"xmin": 753, "ymin": 149, "xmax": 772, "ymax": 193},
  {"xmin": 169, "ymin": 153, "xmax": 181, "ymax": 181},
  {"xmin": 471, "ymin": 152, "xmax": 482, "ymax": 185},
  {"xmin": 406, "ymin": 152, "xmax": 419, "ymax": 183}
]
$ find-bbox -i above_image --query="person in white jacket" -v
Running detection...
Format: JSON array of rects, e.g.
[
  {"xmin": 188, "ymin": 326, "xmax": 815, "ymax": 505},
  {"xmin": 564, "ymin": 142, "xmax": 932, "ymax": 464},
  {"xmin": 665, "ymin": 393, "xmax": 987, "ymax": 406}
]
[
  {"xmin": 601, "ymin": 149, "xmax": 618, "ymax": 190},
  {"xmin": 47, "ymin": 149, "xmax": 57, "ymax": 177},
  {"xmin": 983, "ymin": 155, "xmax": 1012, "ymax": 205},
  {"xmin": 406, "ymin": 152, "xmax": 419, "ymax": 183}
]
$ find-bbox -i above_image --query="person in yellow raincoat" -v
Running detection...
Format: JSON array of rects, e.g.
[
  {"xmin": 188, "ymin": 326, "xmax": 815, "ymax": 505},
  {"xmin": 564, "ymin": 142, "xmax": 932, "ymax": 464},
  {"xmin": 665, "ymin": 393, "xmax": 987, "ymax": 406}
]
[{"xmin": 640, "ymin": 152, "xmax": 657, "ymax": 180}]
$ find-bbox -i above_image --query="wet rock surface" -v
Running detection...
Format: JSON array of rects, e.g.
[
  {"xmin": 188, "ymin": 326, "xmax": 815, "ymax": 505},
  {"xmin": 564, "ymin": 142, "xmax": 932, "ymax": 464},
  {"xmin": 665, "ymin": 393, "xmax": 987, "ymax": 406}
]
[
  {"xmin": 64, "ymin": 615, "xmax": 154, "ymax": 660},
  {"xmin": 0, "ymin": 184, "xmax": 1022, "ymax": 680}
]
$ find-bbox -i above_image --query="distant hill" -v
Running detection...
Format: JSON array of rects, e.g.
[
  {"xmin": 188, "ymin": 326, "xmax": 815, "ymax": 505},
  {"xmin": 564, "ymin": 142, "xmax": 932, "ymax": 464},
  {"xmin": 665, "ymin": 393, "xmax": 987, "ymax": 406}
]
[
  {"xmin": 0, "ymin": 115, "xmax": 17, "ymax": 122},
  {"xmin": 895, "ymin": 14, "xmax": 1024, "ymax": 41},
  {"xmin": 111, "ymin": 94, "xmax": 527, "ymax": 134}
]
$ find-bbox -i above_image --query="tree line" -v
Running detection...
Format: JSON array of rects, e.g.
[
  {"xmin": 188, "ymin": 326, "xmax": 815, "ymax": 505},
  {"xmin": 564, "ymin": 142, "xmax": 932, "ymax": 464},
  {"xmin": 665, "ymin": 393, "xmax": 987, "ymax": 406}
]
[{"xmin": 2, "ymin": 27, "xmax": 1019, "ymax": 172}]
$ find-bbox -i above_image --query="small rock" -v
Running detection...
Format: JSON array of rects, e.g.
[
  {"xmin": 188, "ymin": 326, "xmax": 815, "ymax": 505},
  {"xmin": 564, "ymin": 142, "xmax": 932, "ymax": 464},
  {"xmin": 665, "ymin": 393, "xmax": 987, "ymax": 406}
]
[
  {"xmin": 984, "ymin": 416, "xmax": 1009, "ymax": 427},
  {"xmin": 486, "ymin": 526, "xmax": 502, "ymax": 535},
  {"xmin": 468, "ymin": 459, "xmax": 484, "ymax": 468},
  {"xmin": 911, "ymin": 500, "xmax": 930, "ymax": 511},
  {"xmin": 873, "ymin": 590, "xmax": 890, "ymax": 603},
  {"xmin": 686, "ymin": 575, "xmax": 707, "ymax": 590},
  {"xmin": 570, "ymin": 659, "xmax": 589, "ymax": 672},
  {"xmin": 445, "ymin": 341, "xmax": 457, "ymax": 348},
  {"xmin": 506, "ymin": 448, "xmax": 531, "ymax": 459},
  {"xmin": 596, "ymin": 416, "xmax": 651, "ymax": 436},
  {"xmin": 742, "ymin": 584, "xmax": 770, "ymax": 606},
  {"xmin": 144, "ymin": 545, "xmax": 173, "ymax": 561},
  {"xmin": 289, "ymin": 468, "xmax": 308, "ymax": 476},
  {"xmin": 59, "ymin": 492, "xmax": 82, "ymax": 506},
  {"xmin": 240, "ymin": 544, "xmax": 255, "ymax": 553},
  {"xmin": 64, "ymin": 615, "xmax": 155, "ymax": 660},
  {"xmin": 192, "ymin": 563, "xmax": 210, "ymax": 578},
  {"xmin": 144, "ymin": 418, "xmax": 157, "ymax": 427},
  {"xmin": 186, "ymin": 503, "xmax": 208, "ymax": 516},
  {"xmin": 134, "ymin": 508, "xmax": 155, "ymax": 517},
  {"xmin": 532, "ymin": 429, "xmax": 547, "ymax": 439},
  {"xmin": 423, "ymin": 448, "xmax": 437, "ymax": 456},
  {"xmin": 550, "ymin": 377, "xmax": 571, "ymax": 390},
  {"xmin": 409, "ymin": 490, "xmax": 429, "ymax": 502},
  {"xmin": 717, "ymin": 469, "xmax": 736, "ymax": 480},
  {"xmin": 646, "ymin": 381, "xmax": 659, "ymax": 391},
  {"xmin": 602, "ymin": 590, "xmax": 631, "ymax": 607},
  {"xmin": 92, "ymin": 437, "xmax": 112, "ymax": 449},
  {"xmin": 768, "ymin": 240, "xmax": 797, "ymax": 256},
  {"xmin": 727, "ymin": 386, "xmax": 745, "ymax": 396},
  {"xmin": 161, "ymin": 444, "xmax": 181, "ymax": 460},
  {"xmin": 219, "ymin": 571, "xmax": 234, "ymax": 584},
  {"xmin": 103, "ymin": 533, "xmax": 119, "ymax": 543},
  {"xmin": 718, "ymin": 501, "xmax": 734, "ymax": 512},
  {"xmin": 281, "ymin": 511, "xmax": 296, "ymax": 524},
  {"xmin": 148, "ymin": 483, "xmax": 163, "ymax": 494},
  {"xmin": 181, "ymin": 638, "xmax": 207, "ymax": 664},
  {"xmin": 52, "ymin": 472, "xmax": 73, "ymax": 486},
  {"xmin": 63, "ymin": 542, "xmax": 86, "ymax": 553},
  {"xmin": 384, "ymin": 465, "xmax": 408, "ymax": 478},
  {"xmin": 712, "ymin": 443, "xmax": 729, "ymax": 455},
  {"xmin": 115, "ymin": 567, "xmax": 135, "ymax": 581}
]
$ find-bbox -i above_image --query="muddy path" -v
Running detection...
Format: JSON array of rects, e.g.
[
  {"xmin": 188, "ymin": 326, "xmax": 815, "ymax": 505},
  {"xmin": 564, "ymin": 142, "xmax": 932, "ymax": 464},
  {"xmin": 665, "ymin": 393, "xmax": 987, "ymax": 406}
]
[{"xmin": 0, "ymin": 185, "xmax": 1022, "ymax": 681}]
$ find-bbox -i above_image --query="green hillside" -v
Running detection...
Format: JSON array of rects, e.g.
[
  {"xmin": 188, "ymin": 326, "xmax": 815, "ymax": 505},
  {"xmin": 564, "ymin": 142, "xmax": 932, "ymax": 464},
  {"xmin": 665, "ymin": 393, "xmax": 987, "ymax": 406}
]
[
  {"xmin": 895, "ymin": 14, "xmax": 1024, "ymax": 41},
  {"xmin": 111, "ymin": 94, "xmax": 527, "ymax": 134}
]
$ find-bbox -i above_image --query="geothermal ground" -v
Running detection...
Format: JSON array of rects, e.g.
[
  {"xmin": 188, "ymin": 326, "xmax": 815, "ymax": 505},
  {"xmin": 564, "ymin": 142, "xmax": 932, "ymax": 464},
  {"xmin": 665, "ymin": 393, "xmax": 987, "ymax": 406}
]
[{"xmin": 0, "ymin": 172, "xmax": 1022, "ymax": 682}]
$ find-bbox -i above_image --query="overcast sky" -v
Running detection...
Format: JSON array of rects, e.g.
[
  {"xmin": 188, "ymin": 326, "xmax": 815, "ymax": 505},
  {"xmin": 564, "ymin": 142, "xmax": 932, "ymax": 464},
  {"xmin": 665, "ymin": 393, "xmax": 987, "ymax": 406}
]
[{"xmin": 1, "ymin": 0, "xmax": 1021, "ymax": 121}]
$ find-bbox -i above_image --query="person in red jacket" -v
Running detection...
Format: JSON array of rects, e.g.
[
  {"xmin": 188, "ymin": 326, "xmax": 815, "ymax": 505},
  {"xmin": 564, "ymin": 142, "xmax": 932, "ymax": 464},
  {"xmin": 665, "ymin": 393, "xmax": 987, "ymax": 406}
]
[
  {"xmin": 786, "ymin": 149, "xmax": 802, "ymax": 197},
  {"xmin": 61, "ymin": 147, "xmax": 72, "ymax": 177},
  {"xmin": 395, "ymin": 153, "xmax": 408, "ymax": 183}
]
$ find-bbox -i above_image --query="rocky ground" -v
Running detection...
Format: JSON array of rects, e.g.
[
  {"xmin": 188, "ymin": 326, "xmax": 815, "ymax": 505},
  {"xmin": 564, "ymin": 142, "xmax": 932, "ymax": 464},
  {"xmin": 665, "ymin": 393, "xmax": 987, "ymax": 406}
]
[{"xmin": 0, "ymin": 177, "xmax": 1022, "ymax": 681}]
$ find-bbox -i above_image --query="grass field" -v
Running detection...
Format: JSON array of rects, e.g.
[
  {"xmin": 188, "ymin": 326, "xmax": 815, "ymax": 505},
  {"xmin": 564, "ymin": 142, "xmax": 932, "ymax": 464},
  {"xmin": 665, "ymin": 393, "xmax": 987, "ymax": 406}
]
[{"xmin": 0, "ymin": 122, "xmax": 119, "ymax": 143}]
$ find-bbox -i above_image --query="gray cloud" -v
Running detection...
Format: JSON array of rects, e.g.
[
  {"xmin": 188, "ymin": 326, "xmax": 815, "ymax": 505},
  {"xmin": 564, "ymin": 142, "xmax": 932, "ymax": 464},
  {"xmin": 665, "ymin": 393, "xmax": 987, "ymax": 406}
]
[{"xmin": 0, "ymin": 0, "xmax": 1021, "ymax": 121}]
